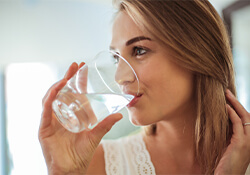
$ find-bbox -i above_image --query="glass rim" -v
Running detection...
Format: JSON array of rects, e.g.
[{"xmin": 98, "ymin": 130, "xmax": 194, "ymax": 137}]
[{"xmin": 94, "ymin": 50, "xmax": 140, "ymax": 96}]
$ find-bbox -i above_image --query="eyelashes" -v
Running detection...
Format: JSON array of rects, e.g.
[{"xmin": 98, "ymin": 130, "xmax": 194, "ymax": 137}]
[
  {"xmin": 112, "ymin": 52, "xmax": 120, "ymax": 64},
  {"xmin": 111, "ymin": 46, "xmax": 150, "ymax": 64},
  {"xmin": 132, "ymin": 46, "xmax": 148, "ymax": 57}
]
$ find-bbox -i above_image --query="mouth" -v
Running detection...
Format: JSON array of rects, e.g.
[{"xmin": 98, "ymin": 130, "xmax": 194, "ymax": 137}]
[{"xmin": 127, "ymin": 93, "xmax": 142, "ymax": 107}]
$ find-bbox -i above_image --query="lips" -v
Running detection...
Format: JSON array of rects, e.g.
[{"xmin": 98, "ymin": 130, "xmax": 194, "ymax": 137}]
[{"xmin": 127, "ymin": 93, "xmax": 142, "ymax": 107}]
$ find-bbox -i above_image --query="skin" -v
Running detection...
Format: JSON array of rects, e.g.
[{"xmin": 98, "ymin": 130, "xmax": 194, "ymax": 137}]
[
  {"xmin": 39, "ymin": 11, "xmax": 250, "ymax": 174},
  {"xmin": 92, "ymin": 11, "xmax": 199, "ymax": 174},
  {"xmin": 111, "ymin": 12, "xmax": 196, "ymax": 128},
  {"xmin": 39, "ymin": 62, "xmax": 122, "ymax": 175}
]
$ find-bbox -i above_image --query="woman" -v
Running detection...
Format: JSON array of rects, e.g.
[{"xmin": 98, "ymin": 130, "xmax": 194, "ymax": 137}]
[{"xmin": 39, "ymin": 0, "xmax": 250, "ymax": 174}]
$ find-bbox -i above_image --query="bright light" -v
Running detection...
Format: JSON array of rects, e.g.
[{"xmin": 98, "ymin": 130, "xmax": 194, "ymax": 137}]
[{"xmin": 6, "ymin": 63, "xmax": 58, "ymax": 175}]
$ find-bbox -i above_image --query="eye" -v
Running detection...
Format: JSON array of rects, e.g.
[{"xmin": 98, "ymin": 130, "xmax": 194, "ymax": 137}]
[
  {"xmin": 112, "ymin": 52, "xmax": 120, "ymax": 64},
  {"xmin": 133, "ymin": 46, "xmax": 147, "ymax": 56}
]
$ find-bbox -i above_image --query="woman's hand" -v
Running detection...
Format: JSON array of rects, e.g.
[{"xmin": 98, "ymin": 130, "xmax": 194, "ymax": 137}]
[
  {"xmin": 215, "ymin": 89, "xmax": 250, "ymax": 175},
  {"xmin": 38, "ymin": 62, "xmax": 122, "ymax": 175}
]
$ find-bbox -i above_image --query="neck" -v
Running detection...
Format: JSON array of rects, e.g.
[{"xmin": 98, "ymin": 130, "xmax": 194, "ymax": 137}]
[
  {"xmin": 144, "ymin": 102, "xmax": 199, "ymax": 169},
  {"xmin": 156, "ymin": 99, "xmax": 196, "ymax": 147},
  {"xmin": 156, "ymin": 115, "xmax": 195, "ymax": 151}
]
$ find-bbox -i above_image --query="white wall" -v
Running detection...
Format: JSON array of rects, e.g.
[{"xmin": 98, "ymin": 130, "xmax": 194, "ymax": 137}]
[
  {"xmin": 0, "ymin": 0, "xmax": 242, "ymax": 86},
  {"xmin": 0, "ymin": 0, "xmax": 238, "ymax": 69},
  {"xmin": 0, "ymin": 1, "xmax": 117, "ymax": 174},
  {"xmin": 0, "ymin": 0, "xmax": 114, "ymax": 69}
]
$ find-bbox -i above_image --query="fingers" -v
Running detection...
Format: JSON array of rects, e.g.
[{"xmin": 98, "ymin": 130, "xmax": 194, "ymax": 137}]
[
  {"xmin": 227, "ymin": 104, "xmax": 244, "ymax": 135},
  {"xmin": 40, "ymin": 62, "xmax": 86, "ymax": 131},
  {"xmin": 43, "ymin": 62, "xmax": 85, "ymax": 106},
  {"xmin": 90, "ymin": 113, "xmax": 123, "ymax": 142},
  {"xmin": 64, "ymin": 62, "xmax": 79, "ymax": 80},
  {"xmin": 42, "ymin": 78, "xmax": 67, "ymax": 107},
  {"xmin": 42, "ymin": 62, "xmax": 78, "ymax": 105},
  {"xmin": 64, "ymin": 62, "xmax": 85, "ymax": 80},
  {"xmin": 40, "ymin": 79, "xmax": 67, "ymax": 129},
  {"xmin": 42, "ymin": 80, "xmax": 63, "ymax": 106},
  {"xmin": 78, "ymin": 67, "xmax": 88, "ymax": 93},
  {"xmin": 226, "ymin": 89, "xmax": 249, "ymax": 122},
  {"xmin": 79, "ymin": 62, "xmax": 85, "ymax": 69},
  {"xmin": 226, "ymin": 89, "xmax": 250, "ymax": 135}
]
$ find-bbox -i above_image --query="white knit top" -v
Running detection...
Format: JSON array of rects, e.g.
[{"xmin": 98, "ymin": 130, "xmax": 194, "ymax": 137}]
[
  {"xmin": 102, "ymin": 134, "xmax": 250, "ymax": 175},
  {"xmin": 101, "ymin": 134, "xmax": 156, "ymax": 175}
]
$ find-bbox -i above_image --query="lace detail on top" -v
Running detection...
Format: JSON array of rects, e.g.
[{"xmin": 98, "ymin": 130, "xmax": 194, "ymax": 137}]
[
  {"xmin": 102, "ymin": 138, "xmax": 123, "ymax": 175},
  {"xmin": 102, "ymin": 134, "xmax": 156, "ymax": 175},
  {"xmin": 125, "ymin": 135, "xmax": 155, "ymax": 175}
]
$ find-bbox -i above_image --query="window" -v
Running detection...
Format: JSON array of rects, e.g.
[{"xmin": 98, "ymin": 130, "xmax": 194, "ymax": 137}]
[
  {"xmin": 5, "ymin": 63, "xmax": 57, "ymax": 175},
  {"xmin": 223, "ymin": 1, "xmax": 250, "ymax": 111}
]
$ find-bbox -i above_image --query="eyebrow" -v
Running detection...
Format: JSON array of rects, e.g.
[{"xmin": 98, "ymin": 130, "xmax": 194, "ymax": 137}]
[
  {"xmin": 110, "ymin": 36, "xmax": 152, "ymax": 50},
  {"xmin": 126, "ymin": 36, "xmax": 151, "ymax": 46}
]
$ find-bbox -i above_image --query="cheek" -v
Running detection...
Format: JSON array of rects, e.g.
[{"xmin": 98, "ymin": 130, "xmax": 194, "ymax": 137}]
[
  {"xmin": 160, "ymin": 74, "xmax": 195, "ymax": 120},
  {"xmin": 142, "ymin": 65, "xmax": 194, "ymax": 114},
  {"xmin": 130, "ymin": 59, "xmax": 195, "ymax": 125}
]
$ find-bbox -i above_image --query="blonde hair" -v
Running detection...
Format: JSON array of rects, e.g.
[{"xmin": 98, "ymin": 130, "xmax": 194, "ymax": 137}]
[{"xmin": 113, "ymin": 0, "xmax": 236, "ymax": 174}]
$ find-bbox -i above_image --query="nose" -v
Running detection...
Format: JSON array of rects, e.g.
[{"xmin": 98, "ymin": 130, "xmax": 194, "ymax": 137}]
[{"xmin": 115, "ymin": 58, "xmax": 136, "ymax": 86}]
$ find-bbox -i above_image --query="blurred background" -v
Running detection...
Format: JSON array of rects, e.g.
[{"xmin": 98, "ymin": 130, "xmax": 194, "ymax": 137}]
[{"xmin": 0, "ymin": 0, "xmax": 249, "ymax": 174}]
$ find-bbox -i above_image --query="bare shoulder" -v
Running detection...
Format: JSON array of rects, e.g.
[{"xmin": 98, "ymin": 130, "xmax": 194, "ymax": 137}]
[{"xmin": 86, "ymin": 144, "xmax": 106, "ymax": 174}]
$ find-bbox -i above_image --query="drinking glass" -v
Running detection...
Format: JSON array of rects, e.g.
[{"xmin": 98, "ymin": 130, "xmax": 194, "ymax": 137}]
[{"xmin": 52, "ymin": 50, "xmax": 139, "ymax": 133}]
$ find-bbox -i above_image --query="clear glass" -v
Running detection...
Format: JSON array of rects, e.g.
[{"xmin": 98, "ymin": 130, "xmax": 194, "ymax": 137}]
[{"xmin": 52, "ymin": 50, "xmax": 139, "ymax": 133}]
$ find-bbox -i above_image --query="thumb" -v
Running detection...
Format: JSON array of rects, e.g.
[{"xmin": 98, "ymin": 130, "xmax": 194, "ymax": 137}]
[{"xmin": 90, "ymin": 113, "xmax": 123, "ymax": 142}]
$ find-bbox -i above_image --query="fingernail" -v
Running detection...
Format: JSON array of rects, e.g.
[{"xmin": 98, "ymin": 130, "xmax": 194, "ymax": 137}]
[{"xmin": 79, "ymin": 62, "xmax": 85, "ymax": 68}]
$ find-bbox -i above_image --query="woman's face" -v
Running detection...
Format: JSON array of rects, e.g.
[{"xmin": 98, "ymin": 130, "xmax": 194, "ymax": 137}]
[{"xmin": 110, "ymin": 11, "xmax": 196, "ymax": 126}]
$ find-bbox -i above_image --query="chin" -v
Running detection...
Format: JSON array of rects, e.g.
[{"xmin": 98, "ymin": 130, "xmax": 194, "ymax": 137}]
[{"xmin": 128, "ymin": 111, "xmax": 153, "ymax": 126}]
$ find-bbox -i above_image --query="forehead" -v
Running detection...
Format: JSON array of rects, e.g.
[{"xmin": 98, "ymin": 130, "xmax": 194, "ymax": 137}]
[
  {"xmin": 111, "ymin": 11, "xmax": 147, "ymax": 48},
  {"xmin": 113, "ymin": 11, "xmax": 142, "ymax": 34}
]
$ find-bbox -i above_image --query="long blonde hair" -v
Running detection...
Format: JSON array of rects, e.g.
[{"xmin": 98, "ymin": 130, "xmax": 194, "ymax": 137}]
[{"xmin": 114, "ymin": 0, "xmax": 236, "ymax": 174}]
